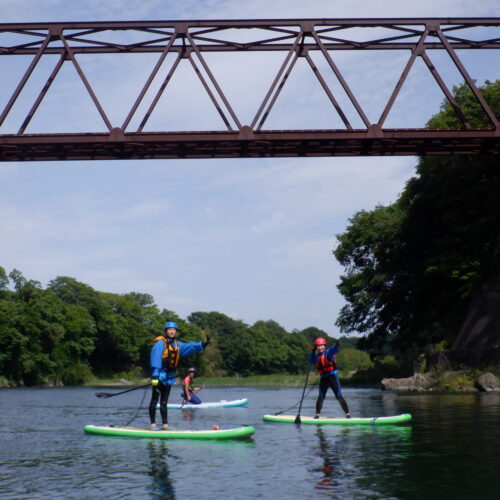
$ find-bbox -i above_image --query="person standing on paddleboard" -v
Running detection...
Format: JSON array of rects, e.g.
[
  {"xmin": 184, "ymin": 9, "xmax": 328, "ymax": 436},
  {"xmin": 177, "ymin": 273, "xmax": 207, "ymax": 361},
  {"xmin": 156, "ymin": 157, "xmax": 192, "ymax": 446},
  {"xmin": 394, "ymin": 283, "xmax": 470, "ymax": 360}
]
[
  {"xmin": 149, "ymin": 321, "xmax": 211, "ymax": 429},
  {"xmin": 309, "ymin": 337, "xmax": 351, "ymax": 419},
  {"xmin": 181, "ymin": 368, "xmax": 205, "ymax": 405}
]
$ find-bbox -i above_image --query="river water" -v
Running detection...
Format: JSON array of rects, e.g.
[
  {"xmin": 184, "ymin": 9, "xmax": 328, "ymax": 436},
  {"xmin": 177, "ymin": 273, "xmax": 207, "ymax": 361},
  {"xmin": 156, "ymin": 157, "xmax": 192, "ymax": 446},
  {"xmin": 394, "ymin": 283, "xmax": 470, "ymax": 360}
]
[{"xmin": 0, "ymin": 385, "xmax": 499, "ymax": 499}]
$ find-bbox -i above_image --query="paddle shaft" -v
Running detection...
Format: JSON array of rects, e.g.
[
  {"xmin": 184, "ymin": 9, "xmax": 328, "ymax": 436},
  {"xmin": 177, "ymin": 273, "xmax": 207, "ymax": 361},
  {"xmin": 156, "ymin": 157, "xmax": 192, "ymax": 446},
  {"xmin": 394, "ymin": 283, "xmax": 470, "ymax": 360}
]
[
  {"xmin": 95, "ymin": 383, "xmax": 150, "ymax": 398},
  {"xmin": 95, "ymin": 373, "xmax": 180, "ymax": 398},
  {"xmin": 295, "ymin": 361, "xmax": 313, "ymax": 423}
]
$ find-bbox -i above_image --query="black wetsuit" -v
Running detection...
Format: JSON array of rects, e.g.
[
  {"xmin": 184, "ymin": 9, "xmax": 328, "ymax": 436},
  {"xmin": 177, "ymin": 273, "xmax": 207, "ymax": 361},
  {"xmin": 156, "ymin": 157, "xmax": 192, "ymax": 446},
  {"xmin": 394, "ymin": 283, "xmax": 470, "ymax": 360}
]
[{"xmin": 149, "ymin": 384, "xmax": 171, "ymax": 425}]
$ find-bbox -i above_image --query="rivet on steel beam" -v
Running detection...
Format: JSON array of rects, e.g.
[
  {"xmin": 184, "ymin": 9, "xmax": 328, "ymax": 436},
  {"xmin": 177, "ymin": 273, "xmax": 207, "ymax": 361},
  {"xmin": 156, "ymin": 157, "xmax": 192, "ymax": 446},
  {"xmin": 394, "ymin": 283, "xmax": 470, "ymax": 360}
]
[
  {"xmin": 109, "ymin": 128, "xmax": 125, "ymax": 141},
  {"xmin": 239, "ymin": 126, "xmax": 255, "ymax": 139},
  {"xmin": 49, "ymin": 26, "xmax": 63, "ymax": 37},
  {"xmin": 301, "ymin": 22, "xmax": 315, "ymax": 33},
  {"xmin": 367, "ymin": 124, "xmax": 384, "ymax": 138},
  {"xmin": 426, "ymin": 21, "xmax": 440, "ymax": 34}
]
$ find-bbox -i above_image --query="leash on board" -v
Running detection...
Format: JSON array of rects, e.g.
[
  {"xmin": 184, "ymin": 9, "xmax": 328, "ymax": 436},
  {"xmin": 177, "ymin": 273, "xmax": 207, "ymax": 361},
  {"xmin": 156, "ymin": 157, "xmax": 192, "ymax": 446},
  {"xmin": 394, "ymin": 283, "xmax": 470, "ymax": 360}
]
[{"xmin": 274, "ymin": 379, "xmax": 318, "ymax": 416}]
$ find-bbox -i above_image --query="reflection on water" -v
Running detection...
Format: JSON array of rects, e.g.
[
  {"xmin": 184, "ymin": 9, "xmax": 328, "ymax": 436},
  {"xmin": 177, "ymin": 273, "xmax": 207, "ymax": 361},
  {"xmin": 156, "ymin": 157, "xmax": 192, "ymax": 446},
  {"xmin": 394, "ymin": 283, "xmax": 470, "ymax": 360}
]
[
  {"xmin": 147, "ymin": 441, "xmax": 175, "ymax": 499},
  {"xmin": 308, "ymin": 424, "xmax": 414, "ymax": 498},
  {"xmin": 313, "ymin": 427, "xmax": 340, "ymax": 493},
  {"xmin": 181, "ymin": 409, "xmax": 193, "ymax": 422}
]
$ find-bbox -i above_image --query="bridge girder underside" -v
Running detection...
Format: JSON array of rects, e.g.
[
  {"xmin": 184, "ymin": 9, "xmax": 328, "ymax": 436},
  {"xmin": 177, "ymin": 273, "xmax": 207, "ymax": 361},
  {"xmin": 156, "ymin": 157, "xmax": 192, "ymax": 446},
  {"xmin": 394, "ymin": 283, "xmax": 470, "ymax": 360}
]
[{"xmin": 1, "ymin": 130, "xmax": 498, "ymax": 161}]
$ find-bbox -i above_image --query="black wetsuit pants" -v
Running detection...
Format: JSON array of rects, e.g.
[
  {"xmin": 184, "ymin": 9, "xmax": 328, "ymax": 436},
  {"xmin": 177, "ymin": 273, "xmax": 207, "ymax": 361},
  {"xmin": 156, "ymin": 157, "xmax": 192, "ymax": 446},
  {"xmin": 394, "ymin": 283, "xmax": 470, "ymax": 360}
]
[
  {"xmin": 316, "ymin": 374, "xmax": 349, "ymax": 415},
  {"xmin": 149, "ymin": 384, "xmax": 171, "ymax": 425}
]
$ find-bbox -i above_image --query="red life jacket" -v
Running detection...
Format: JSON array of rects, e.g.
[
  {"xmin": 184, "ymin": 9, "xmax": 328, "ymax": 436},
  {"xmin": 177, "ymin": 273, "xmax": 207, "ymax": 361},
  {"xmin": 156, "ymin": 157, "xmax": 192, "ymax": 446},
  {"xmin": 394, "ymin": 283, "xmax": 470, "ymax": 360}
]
[
  {"xmin": 183, "ymin": 375, "xmax": 194, "ymax": 394},
  {"xmin": 316, "ymin": 352, "xmax": 336, "ymax": 375}
]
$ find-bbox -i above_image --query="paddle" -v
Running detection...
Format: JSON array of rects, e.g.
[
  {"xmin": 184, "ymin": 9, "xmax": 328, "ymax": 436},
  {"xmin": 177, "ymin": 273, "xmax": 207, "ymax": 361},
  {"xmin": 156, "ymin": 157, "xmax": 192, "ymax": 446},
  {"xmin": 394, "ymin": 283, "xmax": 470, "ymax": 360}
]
[
  {"xmin": 95, "ymin": 383, "xmax": 151, "ymax": 399},
  {"xmin": 95, "ymin": 372, "xmax": 183, "ymax": 399},
  {"xmin": 294, "ymin": 361, "xmax": 313, "ymax": 424}
]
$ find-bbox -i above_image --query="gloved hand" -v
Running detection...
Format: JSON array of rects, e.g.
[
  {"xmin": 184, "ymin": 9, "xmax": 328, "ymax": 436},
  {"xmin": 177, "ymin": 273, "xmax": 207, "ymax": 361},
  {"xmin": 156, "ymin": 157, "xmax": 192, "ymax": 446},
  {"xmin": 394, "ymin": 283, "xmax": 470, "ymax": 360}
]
[
  {"xmin": 311, "ymin": 344, "xmax": 317, "ymax": 352},
  {"xmin": 202, "ymin": 335, "xmax": 212, "ymax": 348},
  {"xmin": 151, "ymin": 377, "xmax": 159, "ymax": 387}
]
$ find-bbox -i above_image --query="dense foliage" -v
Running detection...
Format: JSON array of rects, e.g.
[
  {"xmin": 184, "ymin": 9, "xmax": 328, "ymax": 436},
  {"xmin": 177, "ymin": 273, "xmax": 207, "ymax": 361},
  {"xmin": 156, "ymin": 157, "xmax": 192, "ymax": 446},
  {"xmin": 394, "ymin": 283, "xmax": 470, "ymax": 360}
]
[
  {"xmin": 0, "ymin": 268, "xmax": 357, "ymax": 386},
  {"xmin": 334, "ymin": 80, "xmax": 500, "ymax": 361}
]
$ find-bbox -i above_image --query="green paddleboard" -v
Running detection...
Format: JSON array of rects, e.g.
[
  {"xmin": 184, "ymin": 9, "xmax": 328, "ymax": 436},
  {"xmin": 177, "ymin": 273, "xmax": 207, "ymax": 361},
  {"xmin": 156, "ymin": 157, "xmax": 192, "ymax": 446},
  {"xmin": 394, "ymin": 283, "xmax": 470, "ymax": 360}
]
[
  {"xmin": 263, "ymin": 413, "xmax": 412, "ymax": 425},
  {"xmin": 84, "ymin": 424, "xmax": 255, "ymax": 439}
]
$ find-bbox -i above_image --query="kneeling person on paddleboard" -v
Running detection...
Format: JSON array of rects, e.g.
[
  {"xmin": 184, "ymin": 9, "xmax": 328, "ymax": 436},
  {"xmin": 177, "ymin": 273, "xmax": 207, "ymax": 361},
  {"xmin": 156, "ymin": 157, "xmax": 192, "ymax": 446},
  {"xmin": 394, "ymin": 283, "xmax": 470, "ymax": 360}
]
[
  {"xmin": 309, "ymin": 337, "xmax": 351, "ymax": 419},
  {"xmin": 149, "ymin": 322, "xmax": 211, "ymax": 429},
  {"xmin": 181, "ymin": 367, "xmax": 205, "ymax": 404}
]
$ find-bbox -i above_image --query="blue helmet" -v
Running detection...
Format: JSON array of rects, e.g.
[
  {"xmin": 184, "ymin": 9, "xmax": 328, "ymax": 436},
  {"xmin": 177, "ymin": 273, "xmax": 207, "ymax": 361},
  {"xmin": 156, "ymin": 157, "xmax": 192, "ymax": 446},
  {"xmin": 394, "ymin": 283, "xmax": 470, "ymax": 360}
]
[{"xmin": 164, "ymin": 321, "xmax": 178, "ymax": 330}]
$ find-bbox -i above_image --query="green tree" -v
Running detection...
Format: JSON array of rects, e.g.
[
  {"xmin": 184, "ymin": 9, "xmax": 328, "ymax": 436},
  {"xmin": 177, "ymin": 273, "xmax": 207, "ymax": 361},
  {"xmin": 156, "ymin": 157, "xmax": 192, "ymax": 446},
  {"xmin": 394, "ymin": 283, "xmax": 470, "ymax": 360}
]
[
  {"xmin": 188, "ymin": 311, "xmax": 250, "ymax": 375},
  {"xmin": 0, "ymin": 266, "xmax": 9, "ymax": 294},
  {"xmin": 336, "ymin": 348, "xmax": 374, "ymax": 372},
  {"xmin": 335, "ymin": 204, "xmax": 407, "ymax": 353},
  {"xmin": 246, "ymin": 320, "xmax": 289, "ymax": 374},
  {"xmin": 53, "ymin": 303, "xmax": 96, "ymax": 385},
  {"xmin": 334, "ymin": 80, "xmax": 500, "ymax": 360},
  {"xmin": 0, "ymin": 299, "xmax": 26, "ymax": 383},
  {"xmin": 48, "ymin": 276, "xmax": 162, "ymax": 379}
]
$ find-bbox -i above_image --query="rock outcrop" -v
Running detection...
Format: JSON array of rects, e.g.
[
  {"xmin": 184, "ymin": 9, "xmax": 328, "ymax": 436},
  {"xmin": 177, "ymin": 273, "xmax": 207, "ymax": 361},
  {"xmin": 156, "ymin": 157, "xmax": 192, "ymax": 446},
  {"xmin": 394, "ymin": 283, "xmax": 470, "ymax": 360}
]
[
  {"xmin": 475, "ymin": 372, "xmax": 500, "ymax": 391},
  {"xmin": 381, "ymin": 370, "xmax": 500, "ymax": 392},
  {"xmin": 381, "ymin": 373, "xmax": 433, "ymax": 391}
]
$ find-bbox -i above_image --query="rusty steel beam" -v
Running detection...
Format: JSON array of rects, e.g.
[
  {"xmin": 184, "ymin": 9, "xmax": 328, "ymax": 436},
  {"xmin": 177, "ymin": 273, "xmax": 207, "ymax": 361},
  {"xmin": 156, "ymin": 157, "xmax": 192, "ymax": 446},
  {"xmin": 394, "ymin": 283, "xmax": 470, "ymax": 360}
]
[
  {"xmin": 1, "ymin": 19, "xmax": 499, "ymax": 56},
  {"xmin": 1, "ymin": 129, "xmax": 498, "ymax": 161},
  {"xmin": 0, "ymin": 18, "xmax": 499, "ymax": 161}
]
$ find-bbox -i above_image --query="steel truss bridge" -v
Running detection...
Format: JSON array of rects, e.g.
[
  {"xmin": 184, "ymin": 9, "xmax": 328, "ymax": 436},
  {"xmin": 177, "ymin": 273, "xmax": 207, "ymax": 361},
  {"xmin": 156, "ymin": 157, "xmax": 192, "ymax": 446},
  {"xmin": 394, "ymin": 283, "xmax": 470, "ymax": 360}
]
[{"xmin": 0, "ymin": 18, "xmax": 499, "ymax": 161}]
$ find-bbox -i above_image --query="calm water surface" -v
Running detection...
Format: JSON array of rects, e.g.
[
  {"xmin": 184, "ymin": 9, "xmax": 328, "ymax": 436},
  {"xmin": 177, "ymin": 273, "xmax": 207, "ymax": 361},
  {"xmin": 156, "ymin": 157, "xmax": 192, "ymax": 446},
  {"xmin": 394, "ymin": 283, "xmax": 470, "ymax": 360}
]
[{"xmin": 0, "ymin": 386, "xmax": 499, "ymax": 499}]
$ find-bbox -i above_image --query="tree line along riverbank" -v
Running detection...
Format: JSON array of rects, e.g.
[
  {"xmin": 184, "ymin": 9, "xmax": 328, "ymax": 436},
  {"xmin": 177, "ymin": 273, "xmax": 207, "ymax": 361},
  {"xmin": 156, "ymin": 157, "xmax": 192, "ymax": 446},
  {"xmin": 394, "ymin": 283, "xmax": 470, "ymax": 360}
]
[
  {"xmin": 0, "ymin": 270, "xmax": 391, "ymax": 387},
  {"xmin": 1, "ymin": 266, "xmax": 497, "ymax": 391}
]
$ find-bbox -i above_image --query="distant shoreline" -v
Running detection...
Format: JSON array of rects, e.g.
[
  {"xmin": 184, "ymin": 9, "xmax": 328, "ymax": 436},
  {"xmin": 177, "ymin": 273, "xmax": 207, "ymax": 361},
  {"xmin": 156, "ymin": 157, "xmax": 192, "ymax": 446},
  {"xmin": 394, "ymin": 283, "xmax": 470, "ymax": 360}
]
[
  {"xmin": 1, "ymin": 372, "xmax": 375, "ymax": 388},
  {"xmin": 85, "ymin": 374, "xmax": 324, "ymax": 388},
  {"xmin": 83, "ymin": 372, "xmax": 382, "ymax": 388},
  {"xmin": 5, "ymin": 369, "xmax": 497, "ymax": 391}
]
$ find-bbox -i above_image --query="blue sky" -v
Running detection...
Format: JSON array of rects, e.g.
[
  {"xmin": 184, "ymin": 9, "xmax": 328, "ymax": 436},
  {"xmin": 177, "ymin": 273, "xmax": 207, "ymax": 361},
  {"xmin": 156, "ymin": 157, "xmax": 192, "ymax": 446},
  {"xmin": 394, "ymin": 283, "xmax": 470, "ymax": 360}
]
[{"xmin": 1, "ymin": 1, "xmax": 499, "ymax": 336}]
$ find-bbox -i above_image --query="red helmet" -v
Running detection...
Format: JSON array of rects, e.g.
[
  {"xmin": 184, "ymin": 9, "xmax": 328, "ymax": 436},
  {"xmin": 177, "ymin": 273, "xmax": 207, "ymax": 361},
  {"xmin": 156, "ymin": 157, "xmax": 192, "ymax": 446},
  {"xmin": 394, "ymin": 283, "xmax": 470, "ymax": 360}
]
[{"xmin": 314, "ymin": 337, "xmax": 327, "ymax": 346}]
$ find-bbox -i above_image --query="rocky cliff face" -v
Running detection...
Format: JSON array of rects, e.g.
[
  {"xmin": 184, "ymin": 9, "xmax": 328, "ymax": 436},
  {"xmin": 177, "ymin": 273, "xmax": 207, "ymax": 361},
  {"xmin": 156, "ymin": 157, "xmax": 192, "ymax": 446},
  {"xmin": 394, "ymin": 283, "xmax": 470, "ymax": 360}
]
[{"xmin": 451, "ymin": 234, "xmax": 500, "ymax": 366}]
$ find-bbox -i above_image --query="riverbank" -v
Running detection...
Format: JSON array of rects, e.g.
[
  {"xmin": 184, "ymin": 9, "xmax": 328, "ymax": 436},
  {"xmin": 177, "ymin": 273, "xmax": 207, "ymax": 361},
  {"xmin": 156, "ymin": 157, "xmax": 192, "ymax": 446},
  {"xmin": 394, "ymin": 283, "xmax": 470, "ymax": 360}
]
[
  {"xmin": 82, "ymin": 372, "xmax": 372, "ymax": 388},
  {"xmin": 1, "ymin": 372, "xmax": 359, "ymax": 388},
  {"xmin": 80, "ymin": 366, "xmax": 500, "ymax": 392},
  {"xmin": 3, "ymin": 367, "xmax": 498, "ymax": 391},
  {"xmin": 84, "ymin": 373, "xmax": 325, "ymax": 388}
]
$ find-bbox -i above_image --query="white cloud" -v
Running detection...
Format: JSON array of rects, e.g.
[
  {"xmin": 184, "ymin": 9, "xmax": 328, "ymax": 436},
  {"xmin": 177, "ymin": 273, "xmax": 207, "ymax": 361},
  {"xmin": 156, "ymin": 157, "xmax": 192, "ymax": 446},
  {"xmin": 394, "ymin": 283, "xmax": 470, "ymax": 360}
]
[
  {"xmin": 124, "ymin": 200, "xmax": 171, "ymax": 218},
  {"xmin": 250, "ymin": 211, "xmax": 288, "ymax": 234}
]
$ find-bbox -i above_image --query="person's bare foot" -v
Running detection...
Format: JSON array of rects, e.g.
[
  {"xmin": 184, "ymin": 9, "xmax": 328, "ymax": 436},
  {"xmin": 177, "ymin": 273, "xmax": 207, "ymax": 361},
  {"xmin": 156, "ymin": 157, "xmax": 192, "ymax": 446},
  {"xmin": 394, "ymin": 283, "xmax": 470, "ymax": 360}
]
[
  {"xmin": 150, "ymin": 423, "xmax": 157, "ymax": 430},
  {"xmin": 161, "ymin": 424, "xmax": 169, "ymax": 430}
]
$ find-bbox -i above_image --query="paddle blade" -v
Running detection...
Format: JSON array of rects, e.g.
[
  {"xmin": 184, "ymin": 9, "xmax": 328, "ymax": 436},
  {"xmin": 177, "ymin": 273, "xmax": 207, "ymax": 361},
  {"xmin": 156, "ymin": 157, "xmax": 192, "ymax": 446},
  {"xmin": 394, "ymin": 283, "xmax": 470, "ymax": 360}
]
[
  {"xmin": 294, "ymin": 414, "xmax": 302, "ymax": 424},
  {"xmin": 95, "ymin": 392, "xmax": 112, "ymax": 398}
]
